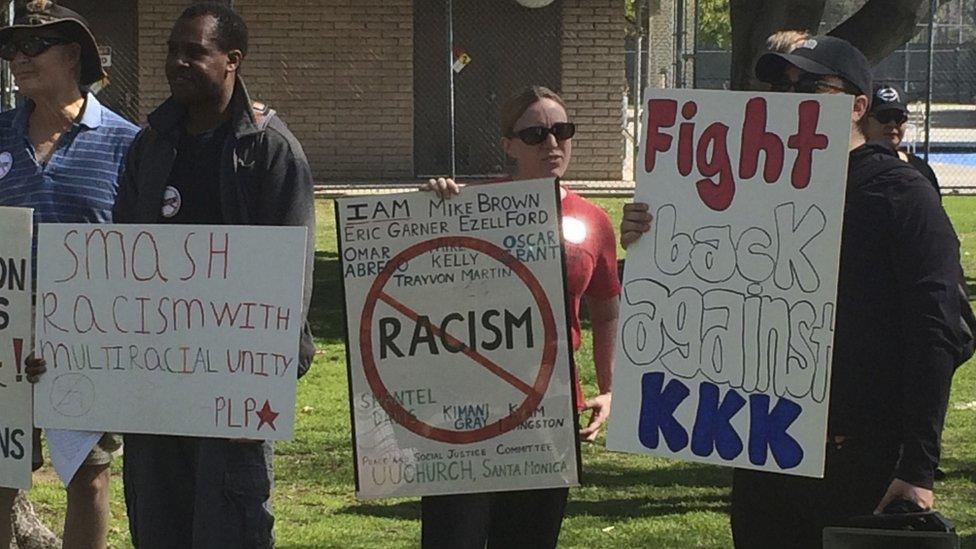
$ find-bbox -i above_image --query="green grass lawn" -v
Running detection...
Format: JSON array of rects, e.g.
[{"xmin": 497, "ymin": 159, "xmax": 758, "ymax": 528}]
[{"xmin": 25, "ymin": 197, "xmax": 976, "ymax": 548}]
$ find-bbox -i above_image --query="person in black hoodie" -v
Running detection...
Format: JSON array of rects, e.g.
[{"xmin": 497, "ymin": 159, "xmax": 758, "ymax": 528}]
[
  {"xmin": 863, "ymin": 82, "xmax": 941, "ymax": 194},
  {"xmin": 620, "ymin": 35, "xmax": 971, "ymax": 548}
]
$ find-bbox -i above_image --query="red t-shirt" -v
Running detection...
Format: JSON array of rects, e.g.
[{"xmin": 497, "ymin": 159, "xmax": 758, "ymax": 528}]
[
  {"xmin": 482, "ymin": 181, "xmax": 620, "ymax": 409},
  {"xmin": 560, "ymin": 190, "xmax": 621, "ymax": 407}
]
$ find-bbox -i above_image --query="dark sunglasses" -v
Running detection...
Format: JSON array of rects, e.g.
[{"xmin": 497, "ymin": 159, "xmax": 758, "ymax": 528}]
[
  {"xmin": 0, "ymin": 36, "xmax": 70, "ymax": 61},
  {"xmin": 769, "ymin": 75, "xmax": 851, "ymax": 95},
  {"xmin": 870, "ymin": 111, "xmax": 909, "ymax": 125},
  {"xmin": 512, "ymin": 122, "xmax": 576, "ymax": 145}
]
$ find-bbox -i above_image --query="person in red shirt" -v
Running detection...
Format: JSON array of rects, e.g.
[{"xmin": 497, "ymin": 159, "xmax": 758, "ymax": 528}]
[{"xmin": 421, "ymin": 85, "xmax": 620, "ymax": 549}]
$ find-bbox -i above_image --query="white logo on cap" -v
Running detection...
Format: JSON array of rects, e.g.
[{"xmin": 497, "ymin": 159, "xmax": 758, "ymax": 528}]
[
  {"xmin": 0, "ymin": 152, "xmax": 12, "ymax": 179},
  {"xmin": 876, "ymin": 87, "xmax": 900, "ymax": 102},
  {"xmin": 797, "ymin": 39, "xmax": 818, "ymax": 50},
  {"xmin": 161, "ymin": 186, "xmax": 181, "ymax": 218}
]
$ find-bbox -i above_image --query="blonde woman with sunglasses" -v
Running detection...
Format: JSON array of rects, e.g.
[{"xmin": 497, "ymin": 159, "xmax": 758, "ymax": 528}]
[{"xmin": 420, "ymin": 86, "xmax": 621, "ymax": 548}]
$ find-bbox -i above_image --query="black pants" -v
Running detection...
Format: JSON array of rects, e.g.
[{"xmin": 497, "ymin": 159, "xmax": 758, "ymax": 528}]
[
  {"xmin": 123, "ymin": 435, "xmax": 275, "ymax": 549},
  {"xmin": 421, "ymin": 488, "xmax": 569, "ymax": 549},
  {"xmin": 730, "ymin": 438, "xmax": 900, "ymax": 549}
]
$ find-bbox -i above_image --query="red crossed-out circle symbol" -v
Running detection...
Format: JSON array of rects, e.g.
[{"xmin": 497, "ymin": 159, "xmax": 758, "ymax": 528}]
[{"xmin": 359, "ymin": 236, "xmax": 559, "ymax": 444}]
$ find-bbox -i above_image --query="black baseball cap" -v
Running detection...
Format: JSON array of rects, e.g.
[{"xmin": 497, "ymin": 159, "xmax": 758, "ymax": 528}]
[
  {"xmin": 0, "ymin": 0, "xmax": 105, "ymax": 86},
  {"xmin": 755, "ymin": 35, "xmax": 871, "ymax": 97},
  {"xmin": 870, "ymin": 83, "xmax": 908, "ymax": 114}
]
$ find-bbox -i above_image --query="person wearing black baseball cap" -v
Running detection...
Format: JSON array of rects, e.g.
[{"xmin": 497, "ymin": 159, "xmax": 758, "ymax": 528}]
[
  {"xmin": 726, "ymin": 36, "xmax": 969, "ymax": 548},
  {"xmin": 755, "ymin": 35, "xmax": 873, "ymax": 97},
  {"xmin": 0, "ymin": 2, "xmax": 137, "ymax": 548},
  {"xmin": 617, "ymin": 33, "xmax": 968, "ymax": 548},
  {"xmin": 864, "ymin": 83, "xmax": 941, "ymax": 194}
]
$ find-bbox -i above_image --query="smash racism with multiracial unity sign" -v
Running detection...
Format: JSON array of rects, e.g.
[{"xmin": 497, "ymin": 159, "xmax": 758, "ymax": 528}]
[{"xmin": 32, "ymin": 224, "xmax": 308, "ymax": 441}]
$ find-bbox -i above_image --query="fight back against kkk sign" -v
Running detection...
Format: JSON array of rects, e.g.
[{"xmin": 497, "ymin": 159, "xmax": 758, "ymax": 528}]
[
  {"xmin": 0, "ymin": 207, "xmax": 32, "ymax": 489},
  {"xmin": 338, "ymin": 179, "xmax": 580, "ymax": 498},
  {"xmin": 33, "ymin": 225, "xmax": 307, "ymax": 440},
  {"xmin": 607, "ymin": 89, "xmax": 852, "ymax": 477}
]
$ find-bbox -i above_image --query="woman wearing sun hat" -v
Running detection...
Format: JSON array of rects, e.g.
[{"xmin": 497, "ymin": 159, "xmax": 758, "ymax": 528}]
[{"xmin": 0, "ymin": 2, "xmax": 138, "ymax": 548}]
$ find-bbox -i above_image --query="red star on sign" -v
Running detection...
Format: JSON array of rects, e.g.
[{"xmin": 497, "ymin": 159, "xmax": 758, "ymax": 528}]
[{"xmin": 256, "ymin": 400, "xmax": 279, "ymax": 431}]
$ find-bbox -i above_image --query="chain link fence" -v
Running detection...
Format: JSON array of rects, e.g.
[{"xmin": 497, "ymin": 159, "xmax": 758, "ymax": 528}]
[
  {"xmin": 413, "ymin": 0, "xmax": 563, "ymax": 179},
  {"xmin": 1, "ymin": 0, "xmax": 622, "ymax": 183},
  {"xmin": 5, "ymin": 1, "xmax": 970, "ymax": 188}
]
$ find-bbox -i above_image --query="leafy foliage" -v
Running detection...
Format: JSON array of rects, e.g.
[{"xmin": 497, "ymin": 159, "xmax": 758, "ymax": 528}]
[{"xmin": 698, "ymin": 0, "xmax": 732, "ymax": 49}]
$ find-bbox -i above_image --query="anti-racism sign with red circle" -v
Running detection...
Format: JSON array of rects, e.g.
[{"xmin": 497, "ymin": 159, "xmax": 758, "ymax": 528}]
[
  {"xmin": 360, "ymin": 235, "xmax": 558, "ymax": 444},
  {"xmin": 338, "ymin": 179, "xmax": 581, "ymax": 499}
]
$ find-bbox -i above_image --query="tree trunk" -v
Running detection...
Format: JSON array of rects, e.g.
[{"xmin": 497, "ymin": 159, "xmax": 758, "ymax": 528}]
[
  {"xmin": 9, "ymin": 492, "xmax": 59, "ymax": 549},
  {"xmin": 729, "ymin": 0, "xmax": 826, "ymax": 90},
  {"xmin": 828, "ymin": 0, "xmax": 948, "ymax": 64},
  {"xmin": 728, "ymin": 0, "xmax": 948, "ymax": 91}
]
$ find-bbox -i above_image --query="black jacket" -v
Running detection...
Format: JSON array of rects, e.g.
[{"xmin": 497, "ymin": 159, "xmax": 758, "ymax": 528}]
[
  {"xmin": 831, "ymin": 142, "xmax": 967, "ymax": 488},
  {"xmin": 113, "ymin": 77, "xmax": 316, "ymax": 376},
  {"xmin": 905, "ymin": 151, "xmax": 941, "ymax": 195}
]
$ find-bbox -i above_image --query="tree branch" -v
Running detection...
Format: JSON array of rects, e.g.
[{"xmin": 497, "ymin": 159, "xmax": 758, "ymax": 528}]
[
  {"xmin": 828, "ymin": 0, "xmax": 949, "ymax": 64},
  {"xmin": 10, "ymin": 492, "xmax": 60, "ymax": 549},
  {"xmin": 729, "ymin": 0, "xmax": 825, "ymax": 90}
]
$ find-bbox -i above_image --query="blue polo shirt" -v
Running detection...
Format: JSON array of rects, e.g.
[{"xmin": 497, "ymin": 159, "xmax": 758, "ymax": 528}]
[{"xmin": 0, "ymin": 92, "xmax": 138, "ymax": 228}]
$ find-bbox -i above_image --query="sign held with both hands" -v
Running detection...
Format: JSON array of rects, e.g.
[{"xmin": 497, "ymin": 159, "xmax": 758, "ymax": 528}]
[{"xmin": 338, "ymin": 179, "xmax": 581, "ymax": 499}]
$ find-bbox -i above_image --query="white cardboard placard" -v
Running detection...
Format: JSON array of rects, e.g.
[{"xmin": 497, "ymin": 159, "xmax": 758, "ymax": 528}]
[
  {"xmin": 607, "ymin": 89, "xmax": 853, "ymax": 478},
  {"xmin": 33, "ymin": 224, "xmax": 307, "ymax": 441},
  {"xmin": 338, "ymin": 179, "xmax": 581, "ymax": 498},
  {"xmin": 0, "ymin": 206, "xmax": 33, "ymax": 489}
]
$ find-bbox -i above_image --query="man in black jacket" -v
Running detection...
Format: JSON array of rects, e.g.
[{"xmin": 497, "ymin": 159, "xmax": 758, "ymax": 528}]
[
  {"xmin": 619, "ymin": 35, "xmax": 969, "ymax": 548},
  {"xmin": 113, "ymin": 3, "xmax": 314, "ymax": 547},
  {"xmin": 732, "ymin": 36, "xmax": 969, "ymax": 547},
  {"xmin": 863, "ymin": 82, "xmax": 941, "ymax": 193}
]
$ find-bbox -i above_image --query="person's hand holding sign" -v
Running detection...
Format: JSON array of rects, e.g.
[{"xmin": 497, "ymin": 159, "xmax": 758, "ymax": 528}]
[
  {"xmin": 620, "ymin": 202, "xmax": 653, "ymax": 249},
  {"xmin": 420, "ymin": 177, "xmax": 462, "ymax": 199},
  {"xmin": 24, "ymin": 353, "xmax": 46, "ymax": 383}
]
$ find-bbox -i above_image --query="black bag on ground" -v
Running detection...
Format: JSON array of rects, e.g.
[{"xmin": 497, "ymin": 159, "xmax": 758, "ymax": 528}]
[{"xmin": 823, "ymin": 500, "xmax": 959, "ymax": 549}]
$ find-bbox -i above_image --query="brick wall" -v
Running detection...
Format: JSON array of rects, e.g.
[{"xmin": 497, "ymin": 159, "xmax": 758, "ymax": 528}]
[
  {"xmin": 137, "ymin": 0, "xmax": 414, "ymax": 180},
  {"xmin": 561, "ymin": 0, "xmax": 627, "ymax": 180},
  {"xmin": 134, "ymin": 1, "xmax": 624, "ymax": 181},
  {"xmin": 137, "ymin": 1, "xmax": 185, "ymax": 119}
]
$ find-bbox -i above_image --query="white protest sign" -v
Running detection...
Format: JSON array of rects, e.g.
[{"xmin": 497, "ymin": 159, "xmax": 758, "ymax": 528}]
[
  {"xmin": 607, "ymin": 89, "xmax": 852, "ymax": 477},
  {"xmin": 0, "ymin": 207, "xmax": 33, "ymax": 489},
  {"xmin": 338, "ymin": 179, "xmax": 580, "ymax": 499},
  {"xmin": 46, "ymin": 429, "xmax": 101, "ymax": 486},
  {"xmin": 33, "ymin": 225, "xmax": 307, "ymax": 440}
]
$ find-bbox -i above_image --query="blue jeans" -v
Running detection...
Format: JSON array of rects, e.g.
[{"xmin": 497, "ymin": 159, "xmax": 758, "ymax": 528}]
[{"xmin": 123, "ymin": 435, "xmax": 274, "ymax": 548}]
